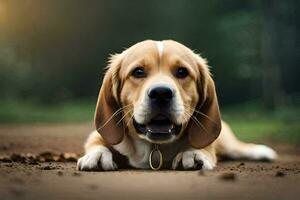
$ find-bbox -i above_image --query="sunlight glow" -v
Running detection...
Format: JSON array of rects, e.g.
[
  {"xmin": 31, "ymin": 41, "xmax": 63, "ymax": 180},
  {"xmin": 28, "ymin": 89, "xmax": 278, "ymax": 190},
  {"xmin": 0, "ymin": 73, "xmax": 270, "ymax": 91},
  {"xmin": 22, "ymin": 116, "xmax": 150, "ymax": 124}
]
[{"xmin": 0, "ymin": 2, "xmax": 6, "ymax": 22}]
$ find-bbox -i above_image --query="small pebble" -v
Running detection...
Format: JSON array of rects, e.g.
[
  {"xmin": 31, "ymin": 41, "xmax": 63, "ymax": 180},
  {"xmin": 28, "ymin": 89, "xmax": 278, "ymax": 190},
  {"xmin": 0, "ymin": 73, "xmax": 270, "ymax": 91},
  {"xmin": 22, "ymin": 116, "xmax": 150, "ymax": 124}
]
[
  {"xmin": 198, "ymin": 170, "xmax": 205, "ymax": 176},
  {"xmin": 219, "ymin": 172, "xmax": 236, "ymax": 181},
  {"xmin": 73, "ymin": 172, "xmax": 81, "ymax": 177},
  {"xmin": 57, "ymin": 171, "xmax": 64, "ymax": 176},
  {"xmin": 88, "ymin": 184, "xmax": 98, "ymax": 190},
  {"xmin": 275, "ymin": 171, "xmax": 286, "ymax": 177},
  {"xmin": 40, "ymin": 165, "xmax": 56, "ymax": 170}
]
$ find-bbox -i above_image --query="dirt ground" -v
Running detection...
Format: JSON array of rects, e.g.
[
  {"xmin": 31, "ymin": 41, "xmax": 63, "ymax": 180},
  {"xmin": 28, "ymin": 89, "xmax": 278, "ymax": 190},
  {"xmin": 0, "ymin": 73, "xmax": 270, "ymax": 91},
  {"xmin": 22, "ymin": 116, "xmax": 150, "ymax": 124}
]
[{"xmin": 0, "ymin": 123, "xmax": 300, "ymax": 200}]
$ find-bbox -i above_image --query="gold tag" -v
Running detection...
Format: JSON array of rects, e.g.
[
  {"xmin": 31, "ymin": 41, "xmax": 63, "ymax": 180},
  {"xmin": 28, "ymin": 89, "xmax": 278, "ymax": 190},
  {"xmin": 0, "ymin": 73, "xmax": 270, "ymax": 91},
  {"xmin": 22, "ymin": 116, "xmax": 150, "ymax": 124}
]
[{"xmin": 149, "ymin": 144, "xmax": 163, "ymax": 170}]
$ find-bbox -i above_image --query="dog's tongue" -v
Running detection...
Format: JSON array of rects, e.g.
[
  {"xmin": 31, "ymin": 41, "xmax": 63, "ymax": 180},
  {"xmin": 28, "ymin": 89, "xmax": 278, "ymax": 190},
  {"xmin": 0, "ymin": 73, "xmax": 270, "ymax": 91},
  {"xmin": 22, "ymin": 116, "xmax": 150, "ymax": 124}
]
[{"xmin": 146, "ymin": 120, "xmax": 174, "ymax": 134}]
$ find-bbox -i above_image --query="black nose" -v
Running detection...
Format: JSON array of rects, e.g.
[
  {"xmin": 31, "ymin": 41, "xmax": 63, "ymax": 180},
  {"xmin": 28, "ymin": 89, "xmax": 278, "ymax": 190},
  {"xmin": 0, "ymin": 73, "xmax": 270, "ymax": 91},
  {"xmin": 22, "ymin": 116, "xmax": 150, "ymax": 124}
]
[{"xmin": 148, "ymin": 86, "xmax": 174, "ymax": 103}]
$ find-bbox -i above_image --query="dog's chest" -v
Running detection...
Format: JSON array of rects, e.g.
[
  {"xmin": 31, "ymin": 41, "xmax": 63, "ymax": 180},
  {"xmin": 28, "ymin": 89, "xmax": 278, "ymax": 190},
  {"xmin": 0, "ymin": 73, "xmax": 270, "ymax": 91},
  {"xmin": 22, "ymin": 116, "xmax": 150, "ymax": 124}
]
[{"xmin": 128, "ymin": 138, "xmax": 189, "ymax": 169}]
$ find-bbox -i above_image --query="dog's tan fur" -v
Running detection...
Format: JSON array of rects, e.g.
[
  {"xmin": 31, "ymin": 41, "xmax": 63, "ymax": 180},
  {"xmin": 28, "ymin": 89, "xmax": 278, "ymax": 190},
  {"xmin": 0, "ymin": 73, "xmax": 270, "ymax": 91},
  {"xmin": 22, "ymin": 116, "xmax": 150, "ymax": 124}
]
[{"xmin": 77, "ymin": 40, "xmax": 277, "ymax": 171}]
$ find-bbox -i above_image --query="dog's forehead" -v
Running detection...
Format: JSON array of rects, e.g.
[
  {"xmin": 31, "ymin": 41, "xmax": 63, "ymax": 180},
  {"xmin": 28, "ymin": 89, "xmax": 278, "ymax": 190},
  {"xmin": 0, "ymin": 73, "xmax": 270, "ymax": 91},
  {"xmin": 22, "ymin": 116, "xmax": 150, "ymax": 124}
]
[{"xmin": 122, "ymin": 40, "xmax": 195, "ymax": 67}]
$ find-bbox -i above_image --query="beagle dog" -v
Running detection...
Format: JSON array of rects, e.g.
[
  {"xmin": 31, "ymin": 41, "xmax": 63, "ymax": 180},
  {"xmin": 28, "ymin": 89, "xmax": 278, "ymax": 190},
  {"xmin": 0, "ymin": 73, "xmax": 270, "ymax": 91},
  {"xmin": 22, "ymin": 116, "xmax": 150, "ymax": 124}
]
[{"xmin": 77, "ymin": 40, "xmax": 277, "ymax": 171}]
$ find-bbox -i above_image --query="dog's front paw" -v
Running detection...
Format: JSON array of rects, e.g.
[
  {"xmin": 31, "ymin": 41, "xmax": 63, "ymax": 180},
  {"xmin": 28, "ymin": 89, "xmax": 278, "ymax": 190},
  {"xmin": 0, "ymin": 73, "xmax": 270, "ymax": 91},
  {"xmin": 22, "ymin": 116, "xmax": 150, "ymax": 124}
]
[
  {"xmin": 77, "ymin": 147, "xmax": 117, "ymax": 171},
  {"xmin": 172, "ymin": 149, "xmax": 215, "ymax": 170}
]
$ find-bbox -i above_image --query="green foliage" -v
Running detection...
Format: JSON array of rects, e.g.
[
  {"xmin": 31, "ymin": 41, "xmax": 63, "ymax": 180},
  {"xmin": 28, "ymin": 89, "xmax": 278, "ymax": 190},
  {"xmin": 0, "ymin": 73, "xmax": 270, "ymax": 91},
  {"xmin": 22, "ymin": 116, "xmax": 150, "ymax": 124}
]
[
  {"xmin": 0, "ymin": 99, "xmax": 94, "ymax": 124},
  {"xmin": 222, "ymin": 102, "xmax": 300, "ymax": 143},
  {"xmin": 0, "ymin": 0, "xmax": 299, "ymax": 104}
]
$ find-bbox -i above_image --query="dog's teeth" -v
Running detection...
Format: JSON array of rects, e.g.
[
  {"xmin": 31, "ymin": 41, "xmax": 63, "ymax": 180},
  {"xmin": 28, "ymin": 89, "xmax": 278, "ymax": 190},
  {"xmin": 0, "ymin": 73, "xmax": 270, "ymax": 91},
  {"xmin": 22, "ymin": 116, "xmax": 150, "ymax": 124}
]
[{"xmin": 146, "ymin": 127, "xmax": 153, "ymax": 133}]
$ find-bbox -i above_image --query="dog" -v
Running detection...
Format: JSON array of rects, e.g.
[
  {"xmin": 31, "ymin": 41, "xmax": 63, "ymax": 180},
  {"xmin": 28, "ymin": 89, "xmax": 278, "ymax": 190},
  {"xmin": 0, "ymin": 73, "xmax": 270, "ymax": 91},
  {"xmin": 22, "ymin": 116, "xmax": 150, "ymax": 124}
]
[{"xmin": 77, "ymin": 40, "xmax": 277, "ymax": 171}]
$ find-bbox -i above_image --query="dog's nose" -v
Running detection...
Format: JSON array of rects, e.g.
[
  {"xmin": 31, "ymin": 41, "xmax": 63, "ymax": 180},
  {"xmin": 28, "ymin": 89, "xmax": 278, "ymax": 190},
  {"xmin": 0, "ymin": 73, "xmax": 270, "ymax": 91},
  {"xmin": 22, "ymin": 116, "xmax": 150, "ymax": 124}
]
[{"xmin": 148, "ymin": 86, "xmax": 174, "ymax": 103}]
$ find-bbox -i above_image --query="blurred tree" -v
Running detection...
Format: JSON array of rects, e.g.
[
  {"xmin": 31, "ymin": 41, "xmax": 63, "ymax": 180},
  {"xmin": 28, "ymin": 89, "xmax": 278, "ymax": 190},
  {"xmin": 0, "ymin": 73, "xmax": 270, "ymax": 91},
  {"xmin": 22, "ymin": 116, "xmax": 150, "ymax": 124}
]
[
  {"xmin": 261, "ymin": 0, "xmax": 284, "ymax": 110},
  {"xmin": 0, "ymin": 0, "xmax": 298, "ymax": 107},
  {"xmin": 261, "ymin": 0, "xmax": 299, "ymax": 110}
]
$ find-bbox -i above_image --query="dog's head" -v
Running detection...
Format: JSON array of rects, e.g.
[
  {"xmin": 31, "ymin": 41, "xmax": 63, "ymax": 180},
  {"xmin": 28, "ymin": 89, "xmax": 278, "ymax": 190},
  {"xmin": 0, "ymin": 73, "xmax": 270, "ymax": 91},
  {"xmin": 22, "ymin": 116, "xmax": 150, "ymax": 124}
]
[{"xmin": 95, "ymin": 40, "xmax": 221, "ymax": 149}]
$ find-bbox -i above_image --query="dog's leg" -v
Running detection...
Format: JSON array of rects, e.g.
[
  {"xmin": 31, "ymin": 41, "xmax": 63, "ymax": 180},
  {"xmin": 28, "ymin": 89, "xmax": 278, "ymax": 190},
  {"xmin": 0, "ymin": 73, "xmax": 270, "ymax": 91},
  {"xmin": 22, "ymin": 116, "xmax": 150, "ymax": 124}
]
[
  {"xmin": 77, "ymin": 131, "xmax": 117, "ymax": 171},
  {"xmin": 215, "ymin": 121, "xmax": 277, "ymax": 161},
  {"xmin": 172, "ymin": 144, "xmax": 217, "ymax": 170}
]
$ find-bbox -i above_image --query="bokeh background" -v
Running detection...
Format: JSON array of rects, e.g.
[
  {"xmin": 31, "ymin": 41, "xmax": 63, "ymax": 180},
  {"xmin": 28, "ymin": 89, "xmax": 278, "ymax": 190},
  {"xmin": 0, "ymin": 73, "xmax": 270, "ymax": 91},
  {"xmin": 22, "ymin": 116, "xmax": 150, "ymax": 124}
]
[{"xmin": 0, "ymin": 0, "xmax": 299, "ymax": 143}]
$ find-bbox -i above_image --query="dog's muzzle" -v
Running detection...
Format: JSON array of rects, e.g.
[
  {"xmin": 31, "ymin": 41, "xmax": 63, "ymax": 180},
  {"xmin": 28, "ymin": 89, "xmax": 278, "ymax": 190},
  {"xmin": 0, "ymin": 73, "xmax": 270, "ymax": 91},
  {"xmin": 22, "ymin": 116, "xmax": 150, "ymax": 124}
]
[{"xmin": 133, "ymin": 85, "xmax": 182, "ymax": 142}]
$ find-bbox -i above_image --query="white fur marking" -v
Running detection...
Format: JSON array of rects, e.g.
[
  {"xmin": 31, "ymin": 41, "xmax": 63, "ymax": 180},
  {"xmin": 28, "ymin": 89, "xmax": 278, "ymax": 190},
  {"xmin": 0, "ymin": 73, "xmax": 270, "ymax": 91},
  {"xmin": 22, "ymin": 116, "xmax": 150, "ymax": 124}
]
[
  {"xmin": 245, "ymin": 145, "xmax": 278, "ymax": 160},
  {"xmin": 225, "ymin": 144, "xmax": 278, "ymax": 161},
  {"xmin": 113, "ymin": 135, "xmax": 134, "ymax": 156},
  {"xmin": 129, "ymin": 139, "xmax": 151, "ymax": 169},
  {"xmin": 156, "ymin": 41, "xmax": 164, "ymax": 58}
]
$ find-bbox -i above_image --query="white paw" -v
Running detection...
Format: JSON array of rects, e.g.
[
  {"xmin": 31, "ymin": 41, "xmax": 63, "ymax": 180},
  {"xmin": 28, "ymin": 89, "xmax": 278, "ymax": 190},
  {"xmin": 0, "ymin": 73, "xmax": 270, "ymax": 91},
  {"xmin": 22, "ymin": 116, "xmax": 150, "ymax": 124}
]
[
  {"xmin": 172, "ymin": 150, "xmax": 215, "ymax": 170},
  {"xmin": 77, "ymin": 147, "xmax": 118, "ymax": 171},
  {"xmin": 245, "ymin": 145, "xmax": 278, "ymax": 161}
]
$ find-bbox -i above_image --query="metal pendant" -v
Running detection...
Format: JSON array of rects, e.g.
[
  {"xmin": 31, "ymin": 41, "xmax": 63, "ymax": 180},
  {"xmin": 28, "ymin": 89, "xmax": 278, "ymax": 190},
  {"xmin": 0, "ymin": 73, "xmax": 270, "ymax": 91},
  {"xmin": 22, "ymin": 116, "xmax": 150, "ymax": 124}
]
[{"xmin": 149, "ymin": 144, "xmax": 163, "ymax": 170}]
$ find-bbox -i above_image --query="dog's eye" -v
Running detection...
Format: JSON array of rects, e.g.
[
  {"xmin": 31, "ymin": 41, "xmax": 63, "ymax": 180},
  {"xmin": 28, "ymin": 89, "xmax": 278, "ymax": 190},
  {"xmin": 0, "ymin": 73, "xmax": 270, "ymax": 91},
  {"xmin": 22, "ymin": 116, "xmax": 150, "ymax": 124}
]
[
  {"xmin": 132, "ymin": 67, "xmax": 146, "ymax": 78},
  {"xmin": 175, "ymin": 67, "xmax": 189, "ymax": 79}
]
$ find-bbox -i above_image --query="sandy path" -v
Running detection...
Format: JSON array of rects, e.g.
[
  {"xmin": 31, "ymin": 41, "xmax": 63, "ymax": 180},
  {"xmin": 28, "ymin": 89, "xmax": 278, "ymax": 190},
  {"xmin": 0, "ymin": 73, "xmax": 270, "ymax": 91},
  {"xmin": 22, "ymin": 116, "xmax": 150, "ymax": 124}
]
[{"xmin": 0, "ymin": 123, "xmax": 300, "ymax": 200}]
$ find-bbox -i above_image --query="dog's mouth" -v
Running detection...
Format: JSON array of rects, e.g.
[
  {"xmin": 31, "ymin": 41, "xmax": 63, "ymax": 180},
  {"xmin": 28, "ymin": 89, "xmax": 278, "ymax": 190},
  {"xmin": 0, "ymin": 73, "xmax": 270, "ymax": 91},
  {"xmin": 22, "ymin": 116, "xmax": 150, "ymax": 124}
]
[{"xmin": 133, "ymin": 115, "xmax": 182, "ymax": 141}]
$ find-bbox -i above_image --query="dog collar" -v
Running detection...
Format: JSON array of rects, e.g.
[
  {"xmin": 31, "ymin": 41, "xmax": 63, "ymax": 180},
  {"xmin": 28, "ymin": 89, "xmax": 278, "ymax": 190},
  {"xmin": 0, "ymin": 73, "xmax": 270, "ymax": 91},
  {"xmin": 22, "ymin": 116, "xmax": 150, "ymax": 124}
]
[{"xmin": 149, "ymin": 144, "xmax": 163, "ymax": 170}]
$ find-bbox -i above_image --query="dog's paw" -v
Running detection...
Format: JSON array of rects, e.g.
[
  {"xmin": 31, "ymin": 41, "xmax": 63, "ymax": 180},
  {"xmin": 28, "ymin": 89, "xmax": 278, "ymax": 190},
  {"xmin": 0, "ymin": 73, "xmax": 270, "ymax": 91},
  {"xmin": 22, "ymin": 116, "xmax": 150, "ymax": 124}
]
[
  {"xmin": 244, "ymin": 145, "xmax": 278, "ymax": 161},
  {"xmin": 172, "ymin": 149, "xmax": 215, "ymax": 170},
  {"xmin": 77, "ymin": 147, "xmax": 117, "ymax": 171}
]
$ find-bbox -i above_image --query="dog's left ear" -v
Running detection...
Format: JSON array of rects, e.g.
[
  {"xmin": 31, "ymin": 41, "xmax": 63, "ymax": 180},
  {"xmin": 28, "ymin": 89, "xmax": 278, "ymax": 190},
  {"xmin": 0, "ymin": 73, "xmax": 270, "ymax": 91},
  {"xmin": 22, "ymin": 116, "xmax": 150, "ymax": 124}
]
[
  {"xmin": 94, "ymin": 54, "xmax": 124, "ymax": 145},
  {"xmin": 187, "ymin": 55, "xmax": 222, "ymax": 149}
]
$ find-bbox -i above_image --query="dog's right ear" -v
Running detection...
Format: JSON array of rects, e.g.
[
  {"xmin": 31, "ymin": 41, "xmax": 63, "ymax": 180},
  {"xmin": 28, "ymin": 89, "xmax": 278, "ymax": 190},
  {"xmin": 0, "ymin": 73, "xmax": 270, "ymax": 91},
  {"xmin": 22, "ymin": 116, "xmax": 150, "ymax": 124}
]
[
  {"xmin": 187, "ymin": 54, "xmax": 222, "ymax": 149},
  {"xmin": 94, "ymin": 54, "xmax": 124, "ymax": 145}
]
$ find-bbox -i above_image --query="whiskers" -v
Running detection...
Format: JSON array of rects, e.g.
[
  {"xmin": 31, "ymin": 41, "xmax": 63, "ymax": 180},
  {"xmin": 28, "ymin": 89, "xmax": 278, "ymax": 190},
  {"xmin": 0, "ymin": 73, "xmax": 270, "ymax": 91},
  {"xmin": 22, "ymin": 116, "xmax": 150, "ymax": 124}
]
[
  {"xmin": 183, "ymin": 103, "xmax": 218, "ymax": 125},
  {"xmin": 183, "ymin": 110, "xmax": 208, "ymax": 133},
  {"xmin": 182, "ymin": 103, "xmax": 218, "ymax": 133},
  {"xmin": 96, "ymin": 104, "xmax": 133, "ymax": 132},
  {"xmin": 96, "ymin": 102, "xmax": 217, "ymax": 134},
  {"xmin": 116, "ymin": 109, "xmax": 134, "ymax": 126}
]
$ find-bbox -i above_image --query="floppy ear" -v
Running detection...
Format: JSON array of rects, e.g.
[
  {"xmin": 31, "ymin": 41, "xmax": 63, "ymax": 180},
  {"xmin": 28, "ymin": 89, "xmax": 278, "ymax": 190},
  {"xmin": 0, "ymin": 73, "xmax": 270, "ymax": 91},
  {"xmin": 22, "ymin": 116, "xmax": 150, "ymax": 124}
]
[
  {"xmin": 94, "ymin": 54, "xmax": 124, "ymax": 145},
  {"xmin": 187, "ymin": 56, "xmax": 222, "ymax": 149}
]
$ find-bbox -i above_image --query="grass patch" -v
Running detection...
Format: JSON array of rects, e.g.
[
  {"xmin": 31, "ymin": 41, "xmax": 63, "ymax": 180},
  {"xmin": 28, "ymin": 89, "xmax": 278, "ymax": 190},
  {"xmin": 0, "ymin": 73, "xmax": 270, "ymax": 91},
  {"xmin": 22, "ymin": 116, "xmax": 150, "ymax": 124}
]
[
  {"xmin": 222, "ymin": 102, "xmax": 300, "ymax": 144},
  {"xmin": 0, "ymin": 99, "xmax": 94, "ymax": 124}
]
